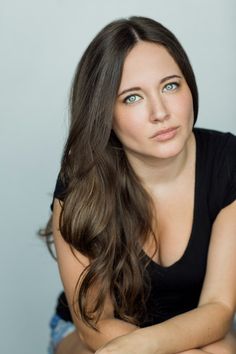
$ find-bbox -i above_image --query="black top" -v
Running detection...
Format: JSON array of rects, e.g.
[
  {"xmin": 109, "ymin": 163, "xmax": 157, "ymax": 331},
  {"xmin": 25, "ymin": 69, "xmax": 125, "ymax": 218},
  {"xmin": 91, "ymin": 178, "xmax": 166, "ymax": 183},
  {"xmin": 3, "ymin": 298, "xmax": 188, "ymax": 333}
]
[{"xmin": 51, "ymin": 127, "xmax": 236, "ymax": 326}]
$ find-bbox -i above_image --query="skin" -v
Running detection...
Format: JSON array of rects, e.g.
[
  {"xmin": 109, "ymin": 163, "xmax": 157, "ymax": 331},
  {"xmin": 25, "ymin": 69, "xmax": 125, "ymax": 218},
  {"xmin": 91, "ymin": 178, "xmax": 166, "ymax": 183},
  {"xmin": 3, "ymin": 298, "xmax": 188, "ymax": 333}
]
[
  {"xmin": 113, "ymin": 41, "xmax": 194, "ymax": 175},
  {"xmin": 53, "ymin": 41, "xmax": 236, "ymax": 354}
]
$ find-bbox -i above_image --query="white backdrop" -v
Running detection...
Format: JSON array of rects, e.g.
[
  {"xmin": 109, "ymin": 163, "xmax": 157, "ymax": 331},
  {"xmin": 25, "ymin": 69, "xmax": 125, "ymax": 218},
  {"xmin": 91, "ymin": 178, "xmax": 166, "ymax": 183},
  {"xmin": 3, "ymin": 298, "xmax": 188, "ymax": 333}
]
[{"xmin": 1, "ymin": 1, "xmax": 235, "ymax": 353}]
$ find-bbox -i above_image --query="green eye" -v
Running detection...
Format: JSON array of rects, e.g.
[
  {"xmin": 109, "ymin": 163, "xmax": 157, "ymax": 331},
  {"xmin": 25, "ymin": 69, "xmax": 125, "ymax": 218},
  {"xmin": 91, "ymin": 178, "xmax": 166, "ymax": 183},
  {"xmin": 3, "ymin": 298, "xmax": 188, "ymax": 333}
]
[
  {"xmin": 163, "ymin": 82, "xmax": 179, "ymax": 92},
  {"xmin": 124, "ymin": 94, "xmax": 142, "ymax": 104}
]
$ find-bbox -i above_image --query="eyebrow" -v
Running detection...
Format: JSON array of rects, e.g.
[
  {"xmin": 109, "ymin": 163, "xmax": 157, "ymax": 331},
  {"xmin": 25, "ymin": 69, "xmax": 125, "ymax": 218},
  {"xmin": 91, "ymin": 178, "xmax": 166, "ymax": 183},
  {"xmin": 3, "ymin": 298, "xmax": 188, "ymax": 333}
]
[{"xmin": 117, "ymin": 75, "xmax": 182, "ymax": 97}]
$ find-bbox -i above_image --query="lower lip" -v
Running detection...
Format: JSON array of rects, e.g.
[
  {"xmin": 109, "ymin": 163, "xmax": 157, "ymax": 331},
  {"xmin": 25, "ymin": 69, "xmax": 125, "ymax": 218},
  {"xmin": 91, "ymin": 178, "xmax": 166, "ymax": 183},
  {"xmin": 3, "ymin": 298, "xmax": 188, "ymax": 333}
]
[{"xmin": 153, "ymin": 128, "xmax": 178, "ymax": 142}]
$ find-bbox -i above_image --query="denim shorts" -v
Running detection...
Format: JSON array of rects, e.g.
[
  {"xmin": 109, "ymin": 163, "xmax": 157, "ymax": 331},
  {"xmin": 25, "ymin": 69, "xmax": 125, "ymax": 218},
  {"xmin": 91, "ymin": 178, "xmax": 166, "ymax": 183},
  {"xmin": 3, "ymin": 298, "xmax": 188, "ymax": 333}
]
[{"xmin": 48, "ymin": 314, "xmax": 76, "ymax": 354}]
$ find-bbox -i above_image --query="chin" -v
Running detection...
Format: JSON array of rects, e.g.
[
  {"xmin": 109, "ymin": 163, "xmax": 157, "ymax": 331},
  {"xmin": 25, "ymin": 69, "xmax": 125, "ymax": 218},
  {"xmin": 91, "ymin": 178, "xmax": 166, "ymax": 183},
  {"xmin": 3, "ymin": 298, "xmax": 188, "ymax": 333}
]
[
  {"xmin": 152, "ymin": 139, "xmax": 186, "ymax": 159},
  {"xmin": 155, "ymin": 150, "xmax": 181, "ymax": 160},
  {"xmin": 127, "ymin": 133, "xmax": 191, "ymax": 161}
]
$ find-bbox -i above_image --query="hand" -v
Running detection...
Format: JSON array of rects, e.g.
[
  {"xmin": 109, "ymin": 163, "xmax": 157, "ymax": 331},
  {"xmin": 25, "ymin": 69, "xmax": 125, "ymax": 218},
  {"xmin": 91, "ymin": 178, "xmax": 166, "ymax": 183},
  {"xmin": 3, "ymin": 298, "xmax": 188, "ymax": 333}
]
[{"xmin": 95, "ymin": 329, "xmax": 156, "ymax": 354}]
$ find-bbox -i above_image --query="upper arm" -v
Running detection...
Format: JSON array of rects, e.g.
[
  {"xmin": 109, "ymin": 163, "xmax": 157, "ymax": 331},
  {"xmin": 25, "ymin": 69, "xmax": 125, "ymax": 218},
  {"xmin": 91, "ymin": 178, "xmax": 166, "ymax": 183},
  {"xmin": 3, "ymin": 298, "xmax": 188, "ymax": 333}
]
[
  {"xmin": 52, "ymin": 198, "xmax": 114, "ymax": 336},
  {"xmin": 198, "ymin": 200, "xmax": 236, "ymax": 317}
]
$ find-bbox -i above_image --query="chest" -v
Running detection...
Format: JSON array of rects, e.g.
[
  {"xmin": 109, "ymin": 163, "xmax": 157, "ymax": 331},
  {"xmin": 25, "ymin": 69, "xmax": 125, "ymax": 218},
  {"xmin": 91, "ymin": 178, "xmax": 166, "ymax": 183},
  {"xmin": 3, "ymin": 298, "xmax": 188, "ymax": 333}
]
[{"xmin": 143, "ymin": 175, "xmax": 195, "ymax": 268}]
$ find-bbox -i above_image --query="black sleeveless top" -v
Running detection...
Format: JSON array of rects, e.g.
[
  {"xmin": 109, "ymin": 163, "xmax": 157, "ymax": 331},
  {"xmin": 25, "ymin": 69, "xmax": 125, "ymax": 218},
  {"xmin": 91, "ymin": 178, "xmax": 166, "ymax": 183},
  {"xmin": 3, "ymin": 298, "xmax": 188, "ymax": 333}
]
[{"xmin": 51, "ymin": 127, "xmax": 236, "ymax": 327}]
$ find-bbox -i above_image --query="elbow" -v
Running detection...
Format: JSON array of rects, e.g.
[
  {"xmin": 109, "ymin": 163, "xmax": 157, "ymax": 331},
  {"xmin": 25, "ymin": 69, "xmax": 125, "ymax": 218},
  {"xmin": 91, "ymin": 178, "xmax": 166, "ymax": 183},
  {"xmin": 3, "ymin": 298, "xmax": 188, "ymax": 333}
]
[
  {"xmin": 77, "ymin": 329, "xmax": 86, "ymax": 343},
  {"xmin": 77, "ymin": 329, "xmax": 93, "ymax": 349},
  {"xmin": 218, "ymin": 302, "xmax": 235, "ymax": 322},
  {"xmin": 76, "ymin": 325, "xmax": 100, "ymax": 352},
  {"xmin": 211, "ymin": 301, "xmax": 235, "ymax": 335},
  {"xmin": 198, "ymin": 300, "xmax": 235, "ymax": 339}
]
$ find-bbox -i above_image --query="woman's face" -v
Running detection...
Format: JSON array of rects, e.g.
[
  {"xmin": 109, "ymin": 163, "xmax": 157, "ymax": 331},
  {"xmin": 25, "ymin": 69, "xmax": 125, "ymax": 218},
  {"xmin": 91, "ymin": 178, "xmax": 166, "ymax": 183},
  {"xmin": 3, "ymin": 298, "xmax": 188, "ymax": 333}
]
[{"xmin": 113, "ymin": 41, "xmax": 194, "ymax": 162}]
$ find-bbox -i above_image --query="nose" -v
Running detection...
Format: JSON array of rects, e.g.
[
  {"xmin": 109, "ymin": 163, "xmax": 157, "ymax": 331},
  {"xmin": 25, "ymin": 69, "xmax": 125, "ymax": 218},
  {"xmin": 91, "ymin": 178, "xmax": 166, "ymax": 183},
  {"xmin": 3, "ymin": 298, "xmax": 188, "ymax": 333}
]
[{"xmin": 149, "ymin": 95, "xmax": 169, "ymax": 123}]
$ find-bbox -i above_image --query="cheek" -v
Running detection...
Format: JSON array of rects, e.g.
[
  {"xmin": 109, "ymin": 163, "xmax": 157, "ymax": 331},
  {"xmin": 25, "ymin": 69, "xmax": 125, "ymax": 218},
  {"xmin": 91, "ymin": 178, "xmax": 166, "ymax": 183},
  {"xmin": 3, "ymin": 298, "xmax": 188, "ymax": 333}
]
[
  {"xmin": 173, "ymin": 90, "xmax": 194, "ymax": 122},
  {"xmin": 113, "ymin": 106, "xmax": 146, "ymax": 140},
  {"xmin": 113, "ymin": 119, "xmax": 140, "ymax": 144}
]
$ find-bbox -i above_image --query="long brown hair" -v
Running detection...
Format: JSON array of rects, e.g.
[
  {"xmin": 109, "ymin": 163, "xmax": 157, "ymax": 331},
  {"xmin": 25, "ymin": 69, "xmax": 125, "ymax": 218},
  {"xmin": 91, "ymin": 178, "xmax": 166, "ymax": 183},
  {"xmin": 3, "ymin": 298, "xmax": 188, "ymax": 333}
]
[{"xmin": 42, "ymin": 16, "xmax": 198, "ymax": 329}]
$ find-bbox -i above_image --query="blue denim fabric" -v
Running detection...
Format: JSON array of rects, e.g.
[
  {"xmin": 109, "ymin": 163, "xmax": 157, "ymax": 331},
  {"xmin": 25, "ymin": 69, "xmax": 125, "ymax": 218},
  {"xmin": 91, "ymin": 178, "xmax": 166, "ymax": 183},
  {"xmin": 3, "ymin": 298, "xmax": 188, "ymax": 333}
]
[{"xmin": 48, "ymin": 314, "xmax": 76, "ymax": 354}]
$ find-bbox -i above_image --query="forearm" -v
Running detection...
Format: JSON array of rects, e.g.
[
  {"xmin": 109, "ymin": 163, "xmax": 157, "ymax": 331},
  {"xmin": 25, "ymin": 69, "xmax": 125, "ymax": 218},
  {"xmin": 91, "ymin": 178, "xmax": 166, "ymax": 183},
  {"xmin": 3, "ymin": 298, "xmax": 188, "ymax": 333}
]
[
  {"xmin": 135, "ymin": 302, "xmax": 233, "ymax": 354},
  {"xmin": 80, "ymin": 317, "xmax": 138, "ymax": 352}
]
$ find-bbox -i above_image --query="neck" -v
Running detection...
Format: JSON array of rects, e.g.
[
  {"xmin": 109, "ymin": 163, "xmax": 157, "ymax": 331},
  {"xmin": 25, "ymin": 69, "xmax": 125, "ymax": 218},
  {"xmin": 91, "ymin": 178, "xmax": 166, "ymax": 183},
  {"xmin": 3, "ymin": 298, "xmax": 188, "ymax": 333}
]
[{"xmin": 125, "ymin": 132, "xmax": 195, "ymax": 190}]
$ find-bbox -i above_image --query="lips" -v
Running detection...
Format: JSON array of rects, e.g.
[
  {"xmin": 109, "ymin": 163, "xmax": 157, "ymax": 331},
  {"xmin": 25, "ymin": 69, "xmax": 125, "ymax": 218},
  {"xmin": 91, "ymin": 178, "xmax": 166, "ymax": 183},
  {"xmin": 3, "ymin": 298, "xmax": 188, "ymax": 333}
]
[
  {"xmin": 149, "ymin": 126, "xmax": 179, "ymax": 142},
  {"xmin": 150, "ymin": 126, "xmax": 179, "ymax": 139}
]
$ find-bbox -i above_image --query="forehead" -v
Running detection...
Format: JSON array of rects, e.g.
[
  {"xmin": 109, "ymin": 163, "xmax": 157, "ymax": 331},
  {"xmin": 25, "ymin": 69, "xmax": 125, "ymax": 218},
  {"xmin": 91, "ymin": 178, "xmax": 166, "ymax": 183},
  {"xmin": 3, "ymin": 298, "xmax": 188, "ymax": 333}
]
[{"xmin": 119, "ymin": 41, "xmax": 181, "ymax": 88}]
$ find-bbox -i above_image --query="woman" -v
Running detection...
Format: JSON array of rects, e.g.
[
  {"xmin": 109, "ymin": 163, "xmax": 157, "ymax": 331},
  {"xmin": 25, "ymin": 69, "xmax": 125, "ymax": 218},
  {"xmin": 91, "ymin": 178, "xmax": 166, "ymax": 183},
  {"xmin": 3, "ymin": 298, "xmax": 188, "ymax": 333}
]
[{"xmin": 45, "ymin": 16, "xmax": 236, "ymax": 353}]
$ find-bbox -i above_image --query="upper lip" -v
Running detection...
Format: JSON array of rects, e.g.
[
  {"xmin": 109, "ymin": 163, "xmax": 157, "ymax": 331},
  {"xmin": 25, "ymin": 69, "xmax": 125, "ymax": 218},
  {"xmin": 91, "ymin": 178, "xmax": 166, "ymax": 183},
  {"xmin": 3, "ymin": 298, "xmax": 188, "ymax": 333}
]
[{"xmin": 150, "ymin": 126, "xmax": 178, "ymax": 139}]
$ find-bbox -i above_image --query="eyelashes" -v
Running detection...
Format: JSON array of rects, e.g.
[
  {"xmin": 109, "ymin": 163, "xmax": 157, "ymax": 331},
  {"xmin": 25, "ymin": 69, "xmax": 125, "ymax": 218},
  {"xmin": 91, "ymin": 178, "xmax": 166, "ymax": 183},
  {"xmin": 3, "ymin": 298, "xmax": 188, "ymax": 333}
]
[
  {"xmin": 123, "ymin": 82, "xmax": 180, "ymax": 105},
  {"xmin": 124, "ymin": 94, "xmax": 142, "ymax": 104},
  {"xmin": 162, "ymin": 82, "xmax": 180, "ymax": 92}
]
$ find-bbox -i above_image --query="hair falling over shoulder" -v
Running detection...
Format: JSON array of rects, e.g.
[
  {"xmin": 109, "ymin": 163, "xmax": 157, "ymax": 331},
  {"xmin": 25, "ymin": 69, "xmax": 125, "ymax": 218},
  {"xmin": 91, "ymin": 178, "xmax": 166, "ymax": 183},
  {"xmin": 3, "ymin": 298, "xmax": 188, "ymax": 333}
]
[{"xmin": 40, "ymin": 16, "xmax": 199, "ymax": 329}]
